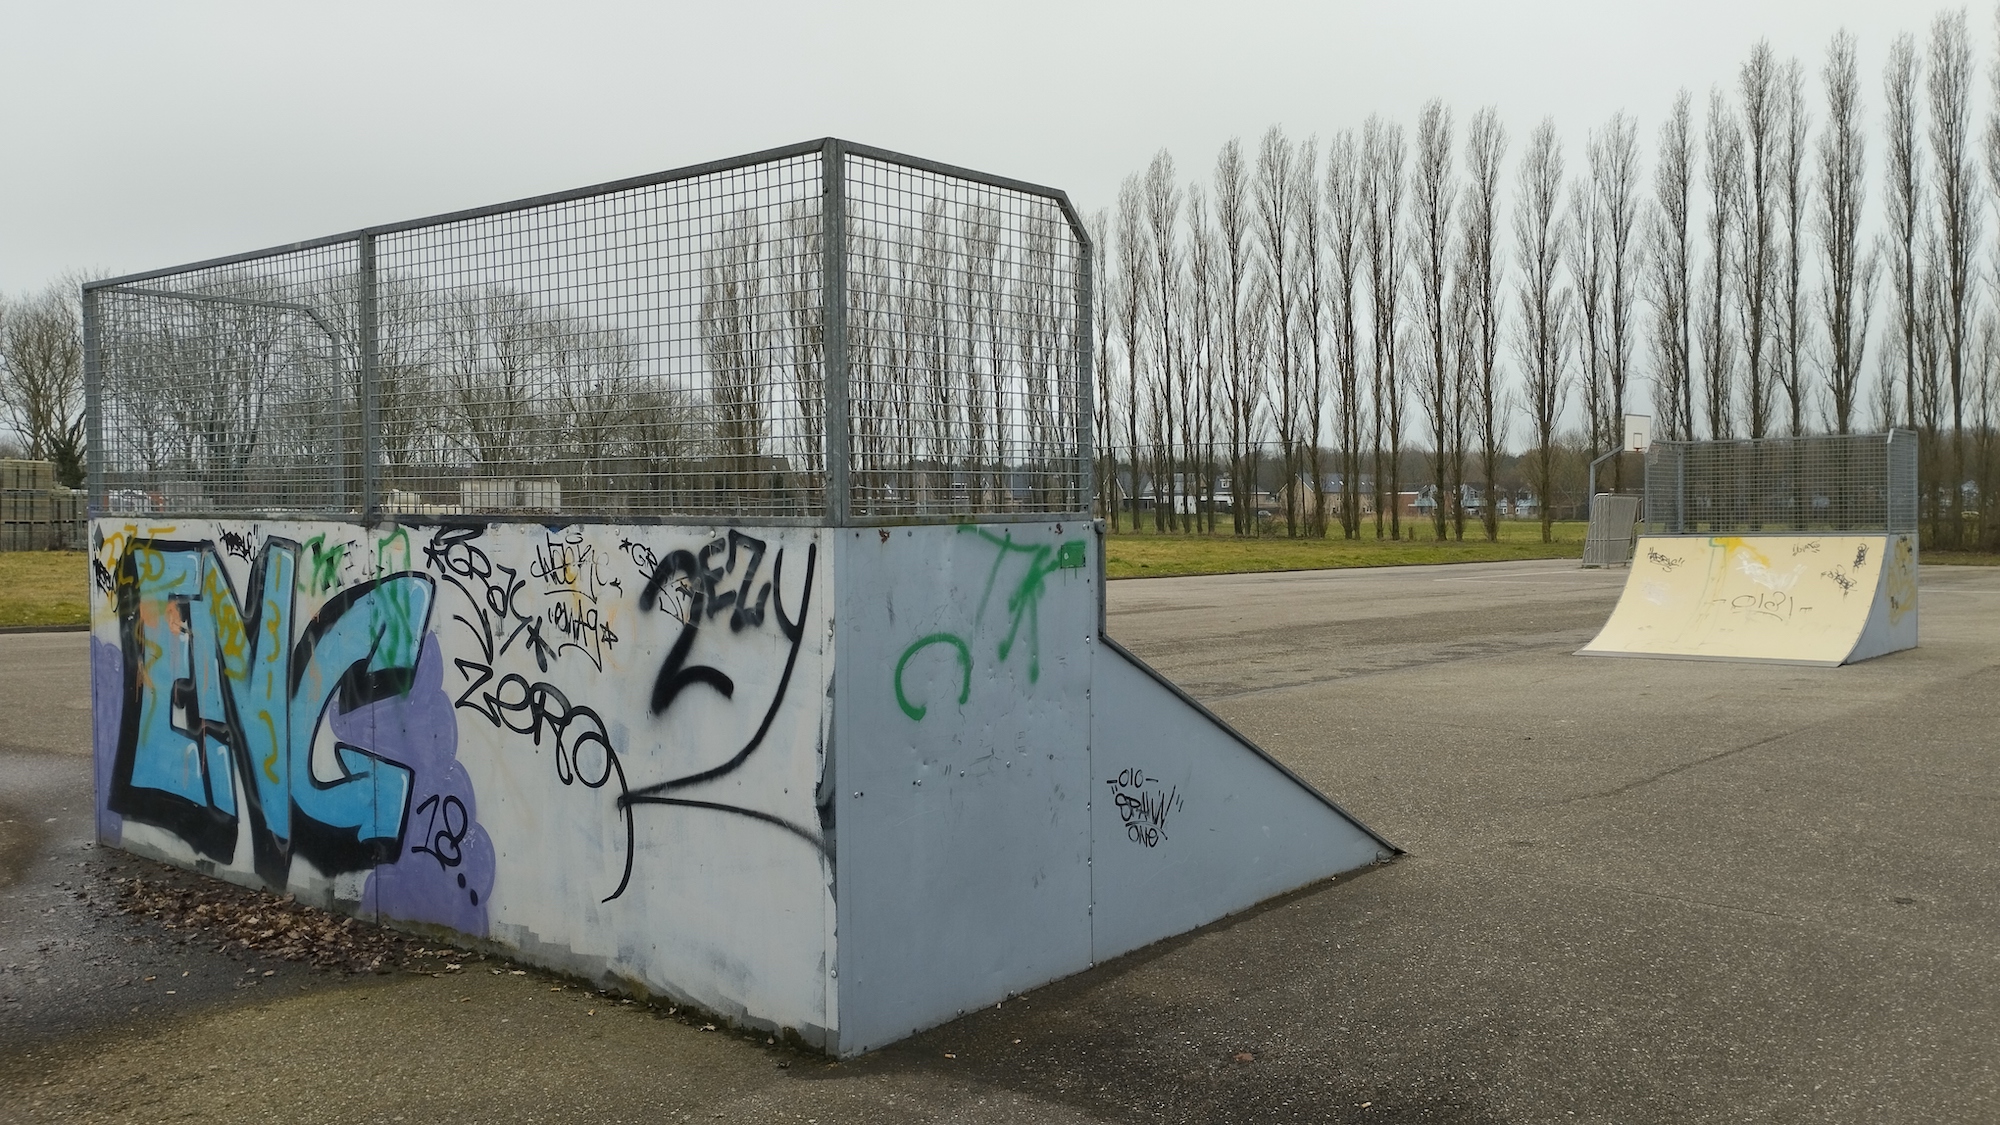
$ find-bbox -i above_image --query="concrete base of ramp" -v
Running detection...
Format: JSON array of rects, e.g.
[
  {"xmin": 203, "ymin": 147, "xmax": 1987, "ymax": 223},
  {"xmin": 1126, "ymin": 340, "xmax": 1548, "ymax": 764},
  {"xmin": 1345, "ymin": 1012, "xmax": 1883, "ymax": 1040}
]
[{"xmin": 1578, "ymin": 533, "xmax": 1919, "ymax": 666}]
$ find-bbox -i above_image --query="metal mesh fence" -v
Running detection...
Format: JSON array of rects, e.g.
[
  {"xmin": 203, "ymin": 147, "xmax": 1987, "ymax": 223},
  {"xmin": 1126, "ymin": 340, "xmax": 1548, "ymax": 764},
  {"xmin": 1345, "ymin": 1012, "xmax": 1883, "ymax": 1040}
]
[
  {"xmin": 91, "ymin": 243, "xmax": 361, "ymax": 516},
  {"xmin": 84, "ymin": 140, "xmax": 1091, "ymax": 524},
  {"xmin": 1642, "ymin": 429, "xmax": 1918, "ymax": 535},
  {"xmin": 842, "ymin": 155, "xmax": 1087, "ymax": 519}
]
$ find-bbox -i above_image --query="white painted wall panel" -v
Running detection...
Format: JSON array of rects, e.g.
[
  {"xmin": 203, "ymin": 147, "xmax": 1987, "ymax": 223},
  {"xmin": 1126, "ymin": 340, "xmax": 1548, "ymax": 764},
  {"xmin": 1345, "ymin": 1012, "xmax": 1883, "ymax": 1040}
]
[{"xmin": 90, "ymin": 518, "xmax": 836, "ymax": 1045}]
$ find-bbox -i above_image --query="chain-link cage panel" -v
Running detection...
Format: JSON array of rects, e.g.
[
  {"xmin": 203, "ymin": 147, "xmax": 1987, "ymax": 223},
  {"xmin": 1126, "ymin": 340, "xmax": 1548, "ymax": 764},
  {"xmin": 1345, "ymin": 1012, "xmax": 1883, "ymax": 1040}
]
[
  {"xmin": 91, "ymin": 243, "xmax": 362, "ymax": 517},
  {"xmin": 86, "ymin": 140, "xmax": 1092, "ymax": 525},
  {"xmin": 842, "ymin": 152, "xmax": 1088, "ymax": 521},
  {"xmin": 1642, "ymin": 430, "xmax": 1919, "ymax": 535},
  {"xmin": 369, "ymin": 152, "xmax": 827, "ymax": 520}
]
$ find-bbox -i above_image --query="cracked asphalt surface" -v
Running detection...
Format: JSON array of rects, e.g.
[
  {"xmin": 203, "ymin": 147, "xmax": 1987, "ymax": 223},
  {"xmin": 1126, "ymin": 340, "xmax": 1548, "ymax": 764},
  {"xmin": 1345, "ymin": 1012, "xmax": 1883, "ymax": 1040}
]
[{"xmin": 3, "ymin": 559, "xmax": 1997, "ymax": 1122}]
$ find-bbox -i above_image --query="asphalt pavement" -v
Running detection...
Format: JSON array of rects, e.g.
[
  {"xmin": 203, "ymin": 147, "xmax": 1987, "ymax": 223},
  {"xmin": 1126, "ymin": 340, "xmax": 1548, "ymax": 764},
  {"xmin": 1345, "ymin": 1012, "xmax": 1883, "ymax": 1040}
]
[{"xmin": 3, "ymin": 559, "xmax": 1997, "ymax": 1123}]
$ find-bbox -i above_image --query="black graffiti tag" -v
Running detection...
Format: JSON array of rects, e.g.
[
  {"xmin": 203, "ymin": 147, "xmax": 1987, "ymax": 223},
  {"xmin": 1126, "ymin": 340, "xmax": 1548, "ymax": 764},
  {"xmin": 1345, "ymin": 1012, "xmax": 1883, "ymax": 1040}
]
[{"xmin": 619, "ymin": 539, "xmax": 822, "ymax": 852}]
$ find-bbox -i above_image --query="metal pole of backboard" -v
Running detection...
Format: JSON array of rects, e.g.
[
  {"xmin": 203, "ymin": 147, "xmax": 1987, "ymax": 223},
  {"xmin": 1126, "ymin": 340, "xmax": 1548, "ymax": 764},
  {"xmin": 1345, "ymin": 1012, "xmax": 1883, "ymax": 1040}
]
[
  {"xmin": 81, "ymin": 287, "xmax": 102, "ymax": 517},
  {"xmin": 821, "ymin": 139, "xmax": 851, "ymax": 527},
  {"xmin": 1077, "ymin": 236, "xmax": 1095, "ymax": 519},
  {"xmin": 358, "ymin": 233, "xmax": 381, "ymax": 523}
]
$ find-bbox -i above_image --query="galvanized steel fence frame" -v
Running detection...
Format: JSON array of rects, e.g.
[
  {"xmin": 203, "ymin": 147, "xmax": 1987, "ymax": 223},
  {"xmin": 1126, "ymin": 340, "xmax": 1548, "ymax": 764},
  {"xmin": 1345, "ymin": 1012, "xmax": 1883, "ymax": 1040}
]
[
  {"xmin": 83, "ymin": 139, "xmax": 1094, "ymax": 527},
  {"xmin": 1641, "ymin": 429, "xmax": 1919, "ymax": 535}
]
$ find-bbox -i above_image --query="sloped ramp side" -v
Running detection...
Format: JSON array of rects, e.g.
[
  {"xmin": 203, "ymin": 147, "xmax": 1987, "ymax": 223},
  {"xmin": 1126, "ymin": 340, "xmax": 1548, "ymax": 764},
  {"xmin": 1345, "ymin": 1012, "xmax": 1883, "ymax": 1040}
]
[
  {"xmin": 1846, "ymin": 534, "xmax": 1920, "ymax": 663},
  {"xmin": 1579, "ymin": 534, "xmax": 1915, "ymax": 666},
  {"xmin": 1088, "ymin": 636, "xmax": 1396, "ymax": 965}
]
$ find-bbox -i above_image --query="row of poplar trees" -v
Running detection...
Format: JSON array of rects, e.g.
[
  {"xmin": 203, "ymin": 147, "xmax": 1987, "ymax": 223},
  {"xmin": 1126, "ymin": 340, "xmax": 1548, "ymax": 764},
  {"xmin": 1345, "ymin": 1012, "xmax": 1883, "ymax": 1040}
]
[{"xmin": 1094, "ymin": 8, "xmax": 2000, "ymax": 550}]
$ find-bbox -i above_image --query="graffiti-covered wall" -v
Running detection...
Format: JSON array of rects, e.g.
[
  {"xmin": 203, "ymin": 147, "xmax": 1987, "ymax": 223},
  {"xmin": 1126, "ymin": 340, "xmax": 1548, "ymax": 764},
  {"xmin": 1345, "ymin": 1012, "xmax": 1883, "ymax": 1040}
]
[
  {"xmin": 91, "ymin": 515, "xmax": 1397, "ymax": 1056},
  {"xmin": 90, "ymin": 518, "xmax": 836, "ymax": 1044}
]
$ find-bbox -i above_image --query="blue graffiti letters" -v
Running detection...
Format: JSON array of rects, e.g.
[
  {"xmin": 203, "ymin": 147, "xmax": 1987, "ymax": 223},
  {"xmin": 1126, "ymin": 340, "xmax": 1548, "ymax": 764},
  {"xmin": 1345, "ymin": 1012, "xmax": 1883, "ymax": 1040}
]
[{"xmin": 108, "ymin": 537, "xmax": 435, "ymax": 886}]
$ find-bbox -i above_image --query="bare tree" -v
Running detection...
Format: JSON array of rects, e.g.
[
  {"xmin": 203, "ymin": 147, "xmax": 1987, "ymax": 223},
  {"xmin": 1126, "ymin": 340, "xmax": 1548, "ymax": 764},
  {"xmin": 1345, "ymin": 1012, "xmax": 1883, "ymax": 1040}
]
[
  {"xmin": 1364, "ymin": 116, "xmax": 1409, "ymax": 538},
  {"xmin": 1089, "ymin": 209, "xmax": 1115, "ymax": 521},
  {"xmin": 1411, "ymin": 99, "xmax": 1460, "ymax": 540},
  {"xmin": 439, "ymin": 288, "xmax": 543, "ymax": 475},
  {"xmin": 1818, "ymin": 31, "xmax": 1876, "ymax": 434},
  {"xmin": 1185, "ymin": 186, "xmax": 1222, "ymax": 532},
  {"xmin": 1114, "ymin": 175, "xmax": 1149, "ymax": 530},
  {"xmin": 1254, "ymin": 126, "xmax": 1303, "ymax": 536},
  {"xmin": 1594, "ymin": 113, "xmax": 1642, "ymax": 490},
  {"xmin": 1884, "ymin": 32, "xmax": 1923, "ymax": 434},
  {"xmin": 960, "ymin": 203, "xmax": 1003, "ymax": 509},
  {"xmin": 1215, "ymin": 139, "xmax": 1257, "ymax": 533},
  {"xmin": 778, "ymin": 203, "xmax": 825, "ymax": 492},
  {"xmin": 1738, "ymin": 42, "xmax": 1781, "ymax": 438},
  {"xmin": 700, "ymin": 216, "xmax": 769, "ymax": 495},
  {"xmin": 1569, "ymin": 154, "xmax": 1609, "ymax": 479},
  {"xmin": 1648, "ymin": 91, "xmax": 1697, "ymax": 442},
  {"xmin": 1447, "ymin": 254, "xmax": 1478, "ymax": 539},
  {"xmin": 1702, "ymin": 88, "xmax": 1745, "ymax": 438},
  {"xmin": 1234, "ymin": 267, "xmax": 1274, "ymax": 527},
  {"xmin": 0, "ymin": 284, "xmax": 86, "ymax": 486},
  {"xmin": 1462, "ymin": 107, "xmax": 1508, "ymax": 540},
  {"xmin": 1515, "ymin": 119, "xmax": 1571, "ymax": 543},
  {"xmin": 539, "ymin": 310, "xmax": 628, "ymax": 508},
  {"xmin": 1930, "ymin": 8, "xmax": 1976, "ymax": 548},
  {"xmin": 1325, "ymin": 130, "xmax": 1369, "ymax": 538},
  {"xmin": 1775, "ymin": 58, "xmax": 1811, "ymax": 436},
  {"xmin": 1142, "ymin": 149, "xmax": 1183, "ymax": 531},
  {"xmin": 1291, "ymin": 137, "xmax": 1331, "ymax": 536}
]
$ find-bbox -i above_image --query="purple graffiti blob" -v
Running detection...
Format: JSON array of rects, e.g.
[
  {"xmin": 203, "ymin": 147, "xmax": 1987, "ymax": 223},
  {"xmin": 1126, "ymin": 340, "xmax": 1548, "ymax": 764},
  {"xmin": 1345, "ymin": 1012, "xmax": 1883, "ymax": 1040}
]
[
  {"xmin": 90, "ymin": 636, "xmax": 125, "ymax": 847},
  {"xmin": 354, "ymin": 632, "xmax": 494, "ymax": 936}
]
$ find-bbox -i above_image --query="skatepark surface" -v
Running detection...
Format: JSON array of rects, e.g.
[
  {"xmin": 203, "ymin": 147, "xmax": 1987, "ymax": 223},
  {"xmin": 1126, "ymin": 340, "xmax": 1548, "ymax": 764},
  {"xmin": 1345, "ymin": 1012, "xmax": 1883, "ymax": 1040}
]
[{"xmin": 5, "ymin": 559, "xmax": 1997, "ymax": 1123}]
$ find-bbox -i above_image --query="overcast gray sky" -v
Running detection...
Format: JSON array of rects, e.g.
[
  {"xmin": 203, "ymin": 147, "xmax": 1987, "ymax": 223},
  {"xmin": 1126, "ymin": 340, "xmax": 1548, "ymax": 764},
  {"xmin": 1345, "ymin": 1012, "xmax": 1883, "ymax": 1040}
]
[{"xmin": 0, "ymin": 0, "xmax": 1965, "ymax": 296}]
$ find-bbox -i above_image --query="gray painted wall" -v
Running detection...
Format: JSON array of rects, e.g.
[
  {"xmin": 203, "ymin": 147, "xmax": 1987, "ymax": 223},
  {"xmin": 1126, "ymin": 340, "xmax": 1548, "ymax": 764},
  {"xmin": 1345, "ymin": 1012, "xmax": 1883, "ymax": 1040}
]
[
  {"xmin": 1089, "ymin": 637, "xmax": 1395, "ymax": 962},
  {"xmin": 832, "ymin": 522, "xmax": 1097, "ymax": 1055},
  {"xmin": 94, "ymin": 515, "xmax": 1391, "ymax": 1057}
]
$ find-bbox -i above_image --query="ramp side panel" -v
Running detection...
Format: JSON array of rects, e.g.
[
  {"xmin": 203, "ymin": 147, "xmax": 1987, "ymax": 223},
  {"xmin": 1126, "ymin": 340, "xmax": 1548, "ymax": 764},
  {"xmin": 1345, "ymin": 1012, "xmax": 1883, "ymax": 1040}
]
[
  {"xmin": 1089, "ymin": 638, "xmax": 1394, "ymax": 965},
  {"xmin": 1580, "ymin": 535, "xmax": 1888, "ymax": 665},
  {"xmin": 1848, "ymin": 534, "xmax": 1920, "ymax": 663},
  {"xmin": 831, "ymin": 523, "xmax": 1095, "ymax": 1056}
]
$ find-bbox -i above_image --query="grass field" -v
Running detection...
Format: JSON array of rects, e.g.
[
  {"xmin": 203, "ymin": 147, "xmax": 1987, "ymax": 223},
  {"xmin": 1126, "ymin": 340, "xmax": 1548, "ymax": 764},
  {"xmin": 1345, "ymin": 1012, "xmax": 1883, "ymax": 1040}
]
[
  {"xmin": 1104, "ymin": 520, "xmax": 1588, "ymax": 579},
  {"xmin": 5, "ymin": 527, "xmax": 1993, "ymax": 628},
  {"xmin": 0, "ymin": 552, "xmax": 90, "ymax": 628}
]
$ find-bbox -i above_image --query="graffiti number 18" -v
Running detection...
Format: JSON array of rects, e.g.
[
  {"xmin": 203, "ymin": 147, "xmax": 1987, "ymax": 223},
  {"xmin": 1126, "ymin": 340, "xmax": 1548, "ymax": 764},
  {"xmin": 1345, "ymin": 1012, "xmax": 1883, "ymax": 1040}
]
[{"xmin": 410, "ymin": 793, "xmax": 470, "ymax": 869}]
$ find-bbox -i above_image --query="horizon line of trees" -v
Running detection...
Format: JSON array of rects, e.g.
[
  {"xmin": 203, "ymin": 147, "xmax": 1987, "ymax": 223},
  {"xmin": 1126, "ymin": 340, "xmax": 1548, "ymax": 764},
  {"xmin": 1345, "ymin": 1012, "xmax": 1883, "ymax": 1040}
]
[{"xmin": 1092, "ymin": 6, "xmax": 2000, "ymax": 551}]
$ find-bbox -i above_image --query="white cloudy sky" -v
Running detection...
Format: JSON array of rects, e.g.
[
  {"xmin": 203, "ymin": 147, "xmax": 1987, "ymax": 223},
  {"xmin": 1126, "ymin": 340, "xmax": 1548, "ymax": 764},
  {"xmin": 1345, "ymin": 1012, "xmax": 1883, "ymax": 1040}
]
[{"xmin": 0, "ymin": 0, "xmax": 1968, "ymax": 296}]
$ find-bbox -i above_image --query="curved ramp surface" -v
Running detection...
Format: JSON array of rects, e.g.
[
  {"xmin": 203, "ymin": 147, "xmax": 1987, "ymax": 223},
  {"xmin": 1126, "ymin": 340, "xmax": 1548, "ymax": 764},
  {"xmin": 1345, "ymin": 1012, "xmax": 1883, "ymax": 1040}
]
[{"xmin": 1579, "ymin": 534, "xmax": 1918, "ymax": 666}]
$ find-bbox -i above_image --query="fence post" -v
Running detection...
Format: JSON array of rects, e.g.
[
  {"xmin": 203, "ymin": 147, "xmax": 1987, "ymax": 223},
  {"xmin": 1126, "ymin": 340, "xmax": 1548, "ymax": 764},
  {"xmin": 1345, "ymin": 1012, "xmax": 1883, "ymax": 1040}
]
[
  {"xmin": 1674, "ymin": 445, "xmax": 1686, "ymax": 534},
  {"xmin": 358, "ymin": 232, "xmax": 381, "ymax": 524},
  {"xmin": 821, "ymin": 139, "xmax": 851, "ymax": 527},
  {"xmin": 1077, "ymin": 240, "xmax": 1095, "ymax": 520},
  {"xmin": 81, "ymin": 285, "xmax": 103, "ymax": 518}
]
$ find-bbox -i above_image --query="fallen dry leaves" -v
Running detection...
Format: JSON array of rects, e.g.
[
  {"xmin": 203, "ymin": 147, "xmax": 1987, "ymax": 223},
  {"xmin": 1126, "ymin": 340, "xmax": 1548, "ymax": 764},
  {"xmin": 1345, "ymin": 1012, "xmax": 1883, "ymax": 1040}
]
[{"xmin": 107, "ymin": 862, "xmax": 472, "ymax": 975}]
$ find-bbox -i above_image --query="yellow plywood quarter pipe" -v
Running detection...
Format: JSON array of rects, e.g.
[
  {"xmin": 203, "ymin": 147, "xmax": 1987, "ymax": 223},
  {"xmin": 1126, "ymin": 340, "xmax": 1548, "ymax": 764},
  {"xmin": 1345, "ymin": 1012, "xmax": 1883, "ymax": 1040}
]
[{"xmin": 1579, "ymin": 534, "xmax": 1918, "ymax": 666}]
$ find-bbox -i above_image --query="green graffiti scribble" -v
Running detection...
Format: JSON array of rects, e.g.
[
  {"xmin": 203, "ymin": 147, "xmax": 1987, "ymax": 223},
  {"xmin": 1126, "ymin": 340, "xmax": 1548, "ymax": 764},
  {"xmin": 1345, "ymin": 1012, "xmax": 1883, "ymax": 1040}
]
[
  {"xmin": 366, "ymin": 526, "xmax": 419, "ymax": 680},
  {"xmin": 959, "ymin": 525, "xmax": 1088, "ymax": 685},
  {"xmin": 894, "ymin": 633, "xmax": 973, "ymax": 721},
  {"xmin": 301, "ymin": 534, "xmax": 347, "ymax": 594},
  {"xmin": 374, "ymin": 526, "xmax": 411, "ymax": 576},
  {"xmin": 895, "ymin": 528, "xmax": 1088, "ymax": 722}
]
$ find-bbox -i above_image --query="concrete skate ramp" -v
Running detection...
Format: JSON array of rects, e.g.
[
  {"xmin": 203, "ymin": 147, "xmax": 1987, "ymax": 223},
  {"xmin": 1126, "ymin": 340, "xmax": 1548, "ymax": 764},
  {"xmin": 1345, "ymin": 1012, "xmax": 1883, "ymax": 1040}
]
[{"xmin": 1579, "ymin": 534, "xmax": 1918, "ymax": 666}]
